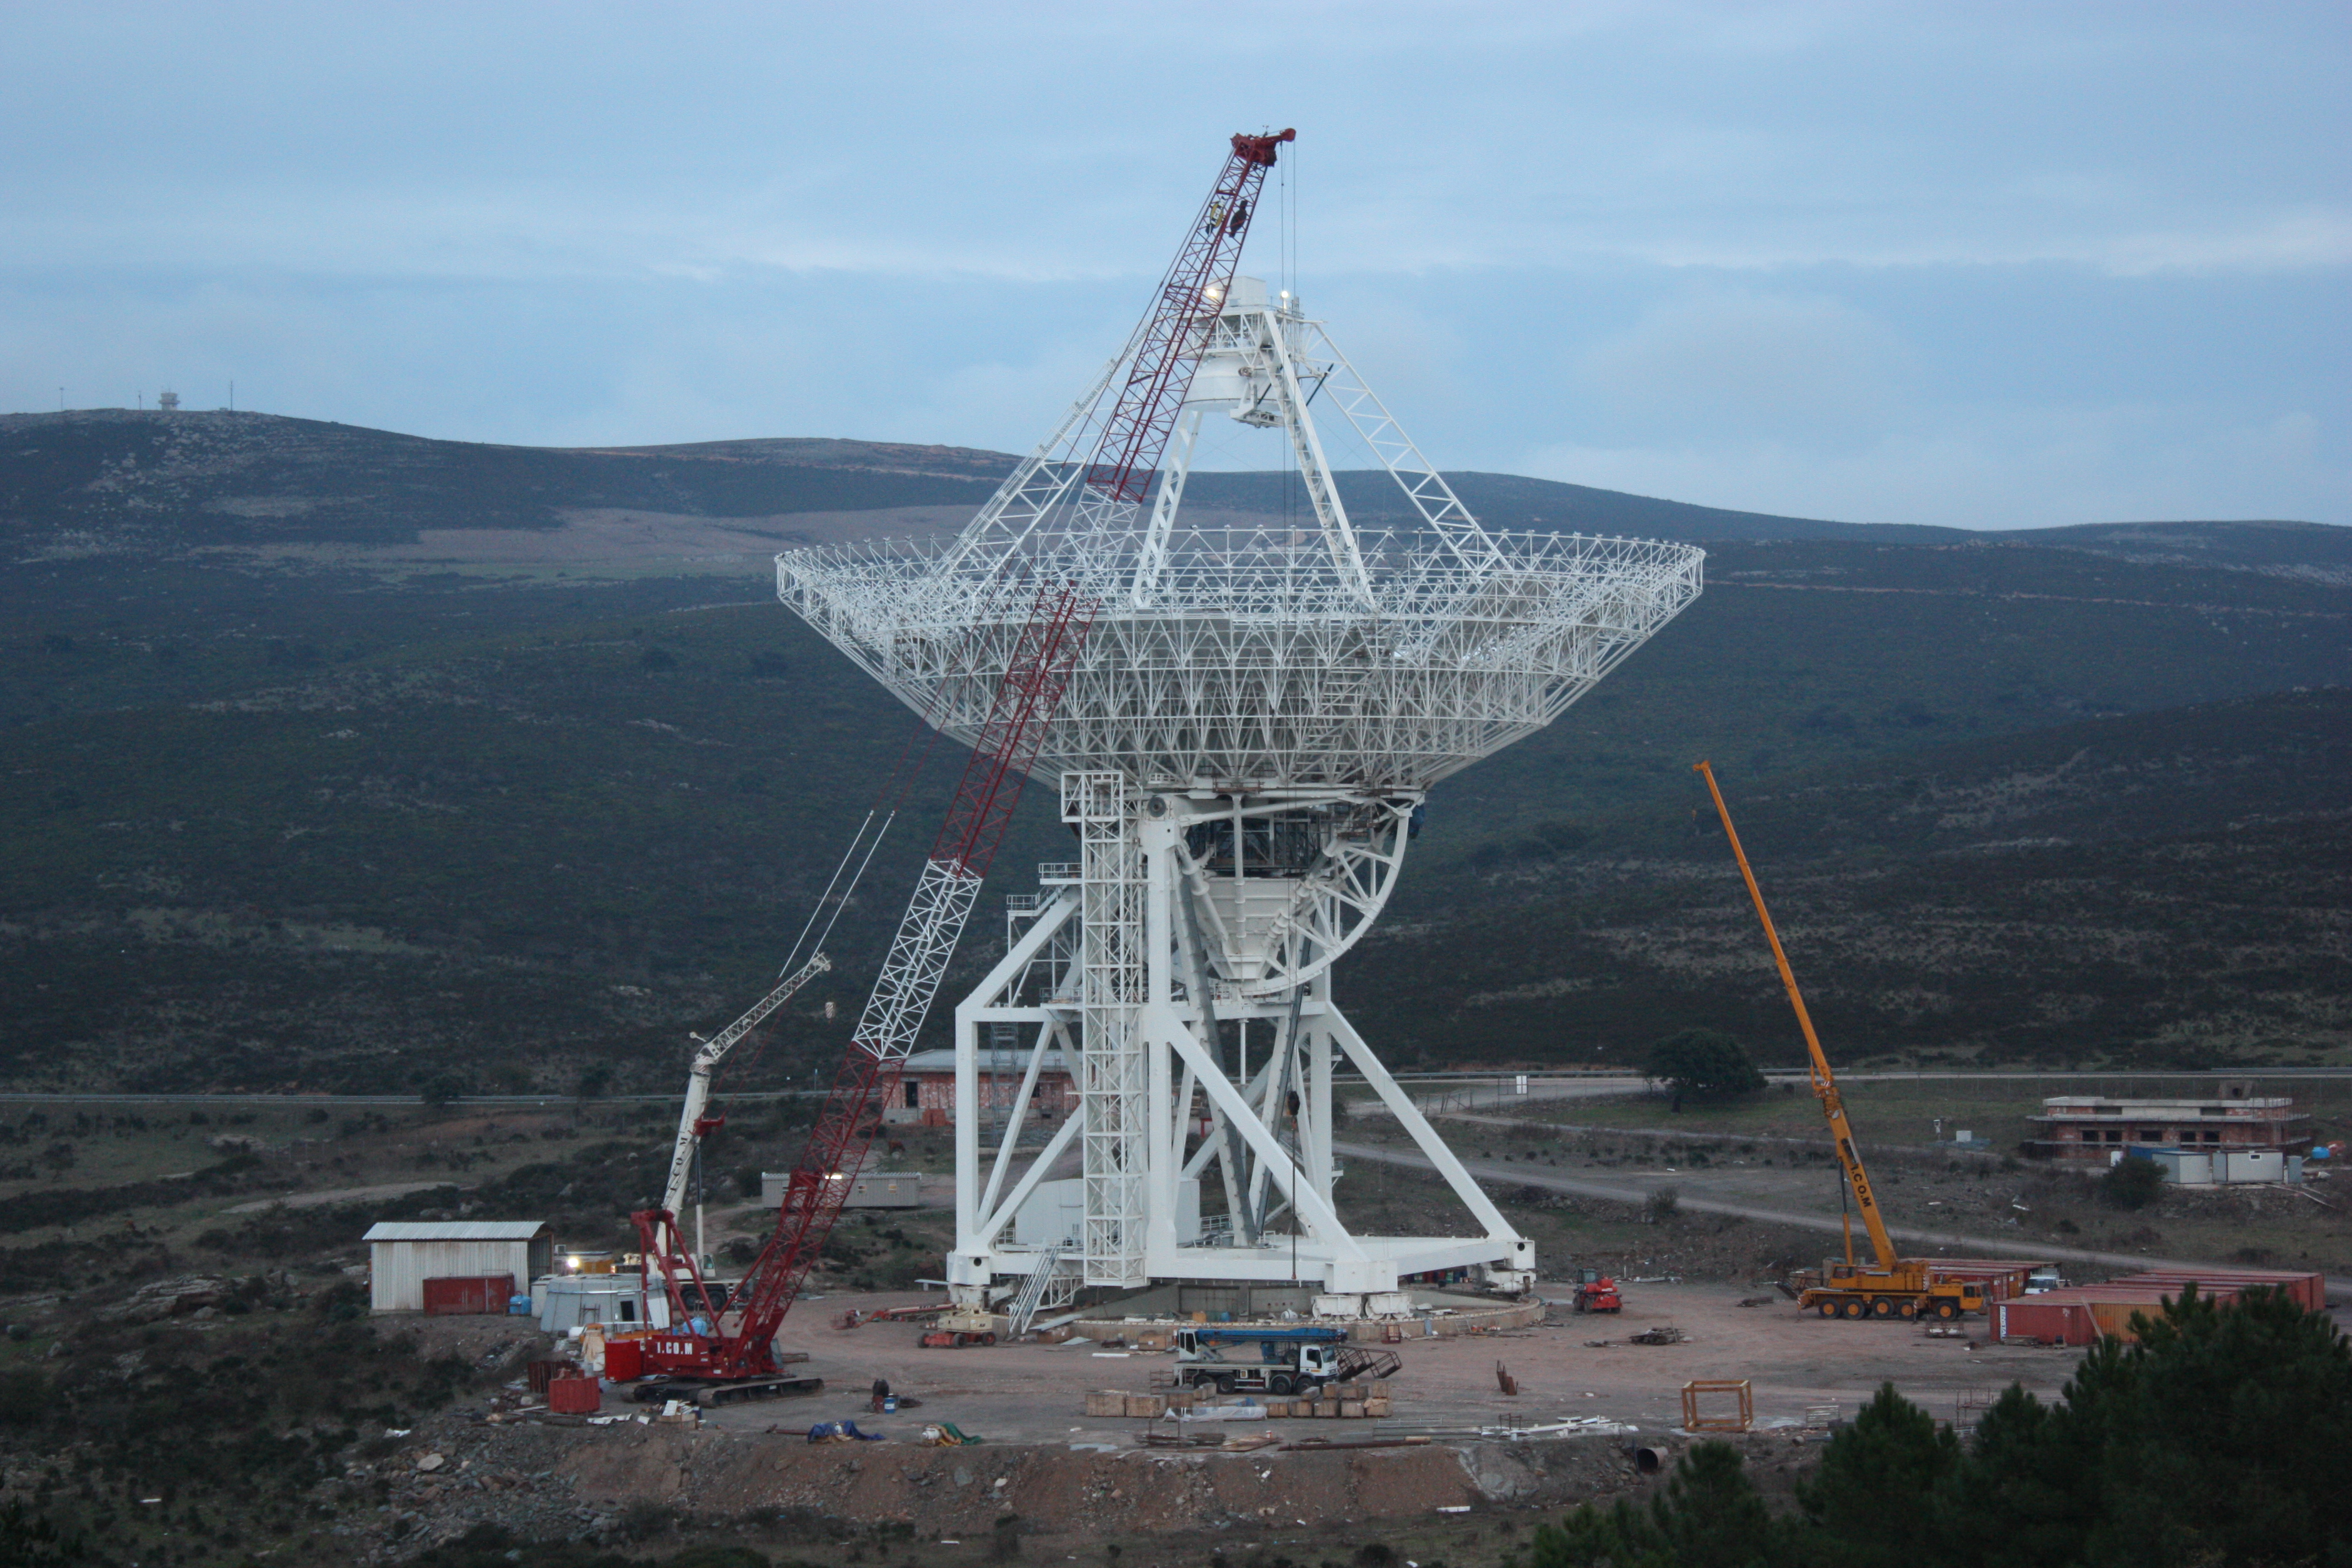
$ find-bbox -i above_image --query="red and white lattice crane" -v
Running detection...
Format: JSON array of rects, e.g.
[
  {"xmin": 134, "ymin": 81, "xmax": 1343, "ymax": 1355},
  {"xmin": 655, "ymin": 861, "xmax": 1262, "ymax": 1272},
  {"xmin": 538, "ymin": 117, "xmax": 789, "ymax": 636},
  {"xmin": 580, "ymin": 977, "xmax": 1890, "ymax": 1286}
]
[
  {"xmin": 622, "ymin": 132, "xmax": 1292, "ymax": 1402},
  {"xmin": 625, "ymin": 581, "xmax": 1091, "ymax": 1399}
]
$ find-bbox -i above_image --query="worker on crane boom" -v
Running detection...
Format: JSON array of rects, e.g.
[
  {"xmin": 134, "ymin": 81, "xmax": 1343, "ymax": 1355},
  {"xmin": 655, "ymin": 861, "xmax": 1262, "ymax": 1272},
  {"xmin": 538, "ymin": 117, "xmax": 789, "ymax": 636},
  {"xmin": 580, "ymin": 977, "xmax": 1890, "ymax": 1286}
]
[{"xmin": 1694, "ymin": 761, "xmax": 1984, "ymax": 1324}]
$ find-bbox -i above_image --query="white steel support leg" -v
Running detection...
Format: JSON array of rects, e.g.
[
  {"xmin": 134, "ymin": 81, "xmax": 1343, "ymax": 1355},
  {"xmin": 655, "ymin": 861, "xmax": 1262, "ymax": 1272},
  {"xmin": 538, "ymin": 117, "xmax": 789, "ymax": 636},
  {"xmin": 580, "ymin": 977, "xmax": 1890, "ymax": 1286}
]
[
  {"xmin": 1322, "ymin": 1000, "xmax": 1535, "ymax": 1282},
  {"xmin": 1152, "ymin": 1005, "xmax": 1364, "ymax": 1266},
  {"xmin": 978, "ymin": 1017, "xmax": 1071, "ymax": 1224},
  {"xmin": 1143, "ymin": 810, "xmax": 1179, "ymax": 1261},
  {"xmin": 1306, "ymin": 974, "xmax": 1334, "ymax": 1201},
  {"xmin": 971, "ymin": 1109, "xmax": 1082, "ymax": 1251},
  {"xmin": 954, "ymin": 892, "xmax": 1077, "ymax": 1246}
]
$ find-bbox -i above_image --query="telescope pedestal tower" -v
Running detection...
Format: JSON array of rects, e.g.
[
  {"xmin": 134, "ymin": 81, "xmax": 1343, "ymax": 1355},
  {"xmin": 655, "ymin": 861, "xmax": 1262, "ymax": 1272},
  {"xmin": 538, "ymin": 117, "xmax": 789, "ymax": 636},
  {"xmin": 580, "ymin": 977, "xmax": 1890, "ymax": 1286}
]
[{"xmin": 778, "ymin": 139, "xmax": 1703, "ymax": 1314}]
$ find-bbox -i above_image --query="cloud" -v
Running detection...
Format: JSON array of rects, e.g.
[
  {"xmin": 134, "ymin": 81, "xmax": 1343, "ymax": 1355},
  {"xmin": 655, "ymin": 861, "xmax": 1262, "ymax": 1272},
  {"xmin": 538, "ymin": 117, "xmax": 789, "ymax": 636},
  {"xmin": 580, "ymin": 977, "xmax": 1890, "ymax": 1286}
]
[
  {"xmin": 2, "ymin": 2, "xmax": 2346, "ymax": 524},
  {"xmin": 1572, "ymin": 292, "xmax": 1918, "ymax": 444}
]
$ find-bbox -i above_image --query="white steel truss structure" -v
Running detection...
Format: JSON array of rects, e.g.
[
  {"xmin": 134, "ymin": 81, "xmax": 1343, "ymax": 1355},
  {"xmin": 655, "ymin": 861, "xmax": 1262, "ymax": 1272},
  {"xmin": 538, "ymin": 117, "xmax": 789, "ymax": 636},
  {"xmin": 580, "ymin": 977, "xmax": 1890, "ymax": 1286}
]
[{"xmin": 779, "ymin": 276, "xmax": 1705, "ymax": 1300}]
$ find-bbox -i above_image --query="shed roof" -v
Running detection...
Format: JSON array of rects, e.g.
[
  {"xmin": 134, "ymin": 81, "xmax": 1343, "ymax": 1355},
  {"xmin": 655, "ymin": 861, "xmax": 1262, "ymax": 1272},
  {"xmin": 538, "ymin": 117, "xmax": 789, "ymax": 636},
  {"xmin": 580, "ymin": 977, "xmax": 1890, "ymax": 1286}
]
[
  {"xmin": 901, "ymin": 1048, "xmax": 1071, "ymax": 1074},
  {"xmin": 363, "ymin": 1221, "xmax": 549, "ymax": 1243}
]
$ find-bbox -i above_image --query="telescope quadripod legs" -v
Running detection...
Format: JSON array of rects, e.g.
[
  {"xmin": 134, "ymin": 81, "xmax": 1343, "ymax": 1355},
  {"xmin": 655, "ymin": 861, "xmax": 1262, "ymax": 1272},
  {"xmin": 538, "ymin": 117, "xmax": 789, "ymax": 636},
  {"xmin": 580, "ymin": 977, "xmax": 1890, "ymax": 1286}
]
[{"xmin": 945, "ymin": 773, "xmax": 1534, "ymax": 1315}]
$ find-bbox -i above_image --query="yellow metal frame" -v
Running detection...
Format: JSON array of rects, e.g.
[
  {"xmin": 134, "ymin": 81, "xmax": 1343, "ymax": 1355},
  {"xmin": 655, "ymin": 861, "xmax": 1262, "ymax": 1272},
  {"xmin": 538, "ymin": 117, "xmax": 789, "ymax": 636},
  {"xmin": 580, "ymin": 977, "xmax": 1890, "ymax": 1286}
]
[{"xmin": 1682, "ymin": 1378, "xmax": 1754, "ymax": 1433}]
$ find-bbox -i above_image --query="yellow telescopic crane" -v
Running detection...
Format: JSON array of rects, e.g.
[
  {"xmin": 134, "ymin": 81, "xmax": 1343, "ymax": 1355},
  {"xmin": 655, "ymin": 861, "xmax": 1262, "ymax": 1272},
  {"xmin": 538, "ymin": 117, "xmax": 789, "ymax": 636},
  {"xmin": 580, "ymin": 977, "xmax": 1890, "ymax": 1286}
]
[{"xmin": 1694, "ymin": 761, "xmax": 1983, "ymax": 1322}]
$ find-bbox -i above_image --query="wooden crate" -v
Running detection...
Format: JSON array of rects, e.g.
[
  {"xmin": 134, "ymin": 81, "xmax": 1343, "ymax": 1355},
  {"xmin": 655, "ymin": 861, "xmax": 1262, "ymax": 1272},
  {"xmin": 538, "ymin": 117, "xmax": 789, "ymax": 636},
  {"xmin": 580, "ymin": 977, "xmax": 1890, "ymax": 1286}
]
[
  {"xmin": 1124, "ymin": 1393, "xmax": 1166, "ymax": 1418},
  {"xmin": 1085, "ymin": 1391, "xmax": 1126, "ymax": 1418},
  {"xmin": 1340, "ymin": 1401, "xmax": 1365, "ymax": 1419},
  {"xmin": 1364, "ymin": 1396, "xmax": 1392, "ymax": 1417}
]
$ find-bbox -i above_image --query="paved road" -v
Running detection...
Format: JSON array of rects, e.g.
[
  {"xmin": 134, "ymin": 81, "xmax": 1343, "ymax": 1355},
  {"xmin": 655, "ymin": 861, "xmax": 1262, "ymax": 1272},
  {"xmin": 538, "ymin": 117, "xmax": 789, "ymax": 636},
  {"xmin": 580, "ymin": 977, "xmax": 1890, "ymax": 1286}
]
[
  {"xmin": 1353, "ymin": 1067, "xmax": 2352, "ymax": 1119},
  {"xmin": 1333, "ymin": 1138, "xmax": 2352, "ymax": 1303},
  {"xmin": 0, "ymin": 1091, "xmax": 814, "ymax": 1107}
]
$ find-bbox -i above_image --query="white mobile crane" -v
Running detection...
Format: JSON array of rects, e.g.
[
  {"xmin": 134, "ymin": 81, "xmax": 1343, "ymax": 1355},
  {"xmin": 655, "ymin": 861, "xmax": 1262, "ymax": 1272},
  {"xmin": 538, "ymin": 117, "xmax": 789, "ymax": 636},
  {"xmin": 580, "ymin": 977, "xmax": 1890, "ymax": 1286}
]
[{"xmin": 650, "ymin": 951, "xmax": 832, "ymax": 1273}]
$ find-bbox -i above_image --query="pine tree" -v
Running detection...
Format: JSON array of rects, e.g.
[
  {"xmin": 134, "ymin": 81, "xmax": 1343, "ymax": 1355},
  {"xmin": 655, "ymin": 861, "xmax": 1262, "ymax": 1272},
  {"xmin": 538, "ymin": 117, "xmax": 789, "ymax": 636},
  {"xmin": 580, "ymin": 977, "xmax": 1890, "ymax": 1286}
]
[{"xmin": 1795, "ymin": 1384, "xmax": 1959, "ymax": 1568}]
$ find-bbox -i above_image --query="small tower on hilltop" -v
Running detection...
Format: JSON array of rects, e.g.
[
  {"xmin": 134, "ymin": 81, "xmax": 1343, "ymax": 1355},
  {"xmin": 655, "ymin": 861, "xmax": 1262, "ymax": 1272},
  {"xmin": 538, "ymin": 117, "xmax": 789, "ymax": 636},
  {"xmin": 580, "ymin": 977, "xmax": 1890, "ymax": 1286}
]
[{"xmin": 156, "ymin": 390, "xmax": 180, "ymax": 412}]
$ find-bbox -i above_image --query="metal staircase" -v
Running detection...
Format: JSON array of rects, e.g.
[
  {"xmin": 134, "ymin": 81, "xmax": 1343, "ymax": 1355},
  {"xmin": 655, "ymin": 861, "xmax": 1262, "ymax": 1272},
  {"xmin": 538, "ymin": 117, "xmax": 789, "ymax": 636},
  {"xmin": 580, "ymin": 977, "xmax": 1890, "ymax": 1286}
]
[{"xmin": 1005, "ymin": 1244, "xmax": 1065, "ymax": 1338}]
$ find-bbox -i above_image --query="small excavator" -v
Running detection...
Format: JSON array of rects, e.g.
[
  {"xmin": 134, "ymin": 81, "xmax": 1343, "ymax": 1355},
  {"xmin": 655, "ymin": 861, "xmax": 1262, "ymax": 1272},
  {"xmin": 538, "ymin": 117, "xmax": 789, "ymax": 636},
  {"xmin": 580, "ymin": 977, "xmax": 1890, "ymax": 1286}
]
[{"xmin": 1695, "ymin": 762, "xmax": 1985, "ymax": 1323}]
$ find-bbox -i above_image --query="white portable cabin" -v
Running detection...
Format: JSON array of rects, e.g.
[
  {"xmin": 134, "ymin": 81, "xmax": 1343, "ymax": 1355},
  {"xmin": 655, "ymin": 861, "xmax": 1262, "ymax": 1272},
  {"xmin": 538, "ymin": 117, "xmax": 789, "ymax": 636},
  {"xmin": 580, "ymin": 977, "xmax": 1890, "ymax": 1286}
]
[
  {"xmin": 2137, "ymin": 1148, "xmax": 2304, "ymax": 1185},
  {"xmin": 533, "ymin": 1272, "xmax": 671, "ymax": 1333},
  {"xmin": 761, "ymin": 1170, "xmax": 926, "ymax": 1209},
  {"xmin": 362, "ymin": 1220, "xmax": 552, "ymax": 1313}
]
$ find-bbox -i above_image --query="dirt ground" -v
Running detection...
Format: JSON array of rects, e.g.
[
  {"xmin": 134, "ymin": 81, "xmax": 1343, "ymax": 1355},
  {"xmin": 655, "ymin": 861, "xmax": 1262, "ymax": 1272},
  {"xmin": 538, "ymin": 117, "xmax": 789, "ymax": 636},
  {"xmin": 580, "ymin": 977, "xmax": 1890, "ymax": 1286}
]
[
  {"xmin": 335, "ymin": 1281, "xmax": 2097, "ymax": 1562},
  {"xmin": 740, "ymin": 1282, "xmax": 2083, "ymax": 1444}
]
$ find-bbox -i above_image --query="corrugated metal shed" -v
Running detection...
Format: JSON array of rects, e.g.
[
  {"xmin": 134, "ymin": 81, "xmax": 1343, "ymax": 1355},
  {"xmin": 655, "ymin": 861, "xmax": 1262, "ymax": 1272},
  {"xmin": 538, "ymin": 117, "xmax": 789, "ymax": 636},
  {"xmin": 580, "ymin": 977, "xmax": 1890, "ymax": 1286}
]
[{"xmin": 364, "ymin": 1220, "xmax": 552, "ymax": 1313}]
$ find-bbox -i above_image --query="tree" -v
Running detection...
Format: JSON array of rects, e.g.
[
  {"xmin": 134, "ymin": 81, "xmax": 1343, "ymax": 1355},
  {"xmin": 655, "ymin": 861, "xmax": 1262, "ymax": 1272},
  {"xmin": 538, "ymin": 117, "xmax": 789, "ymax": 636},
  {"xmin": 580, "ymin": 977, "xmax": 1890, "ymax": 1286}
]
[
  {"xmin": 1532, "ymin": 1442, "xmax": 1785, "ymax": 1568},
  {"xmin": 1651, "ymin": 1442, "xmax": 1785, "ymax": 1568},
  {"xmin": 1795, "ymin": 1382, "xmax": 1960, "ymax": 1568},
  {"xmin": 2089, "ymin": 1283, "xmax": 2352, "ymax": 1566},
  {"xmin": 2098, "ymin": 1153, "xmax": 2164, "ymax": 1210},
  {"xmin": 1930, "ymin": 1383, "xmax": 2098, "ymax": 1568},
  {"xmin": 1647, "ymin": 1028, "xmax": 1765, "ymax": 1103}
]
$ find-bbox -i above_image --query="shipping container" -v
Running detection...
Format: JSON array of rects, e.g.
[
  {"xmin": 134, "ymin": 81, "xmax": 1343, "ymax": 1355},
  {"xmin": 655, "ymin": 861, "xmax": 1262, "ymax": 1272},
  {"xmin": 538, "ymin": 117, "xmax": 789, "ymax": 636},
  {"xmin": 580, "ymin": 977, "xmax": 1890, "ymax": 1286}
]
[
  {"xmin": 1997, "ymin": 1286, "xmax": 2226, "ymax": 1344},
  {"xmin": 1925, "ymin": 1260, "xmax": 2042, "ymax": 1303},
  {"xmin": 2107, "ymin": 1268, "xmax": 2327, "ymax": 1312},
  {"xmin": 421, "ymin": 1274, "xmax": 515, "ymax": 1315},
  {"xmin": 1995, "ymin": 1297, "xmax": 2094, "ymax": 1344}
]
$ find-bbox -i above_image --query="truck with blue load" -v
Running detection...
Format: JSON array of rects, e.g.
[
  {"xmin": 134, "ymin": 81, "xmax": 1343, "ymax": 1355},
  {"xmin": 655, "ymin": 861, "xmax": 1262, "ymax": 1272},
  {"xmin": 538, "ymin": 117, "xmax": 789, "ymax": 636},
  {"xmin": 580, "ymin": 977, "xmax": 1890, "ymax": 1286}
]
[{"xmin": 1170, "ymin": 1325, "xmax": 1403, "ymax": 1395}]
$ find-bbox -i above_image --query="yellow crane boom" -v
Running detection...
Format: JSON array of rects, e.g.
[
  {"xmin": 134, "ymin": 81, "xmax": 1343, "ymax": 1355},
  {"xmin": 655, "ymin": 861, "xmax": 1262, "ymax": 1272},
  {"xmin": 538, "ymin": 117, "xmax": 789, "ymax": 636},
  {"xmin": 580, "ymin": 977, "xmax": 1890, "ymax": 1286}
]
[{"xmin": 1692, "ymin": 760, "xmax": 1897, "ymax": 1272}]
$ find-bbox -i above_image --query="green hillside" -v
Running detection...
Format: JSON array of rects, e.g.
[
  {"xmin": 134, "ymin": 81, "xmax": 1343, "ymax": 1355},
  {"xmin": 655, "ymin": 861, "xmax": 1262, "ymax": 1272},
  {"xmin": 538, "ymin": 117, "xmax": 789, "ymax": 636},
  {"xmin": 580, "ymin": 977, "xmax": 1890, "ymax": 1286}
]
[
  {"xmin": 2, "ymin": 409, "xmax": 2346, "ymax": 1091},
  {"xmin": 1354, "ymin": 689, "xmax": 2352, "ymax": 1071}
]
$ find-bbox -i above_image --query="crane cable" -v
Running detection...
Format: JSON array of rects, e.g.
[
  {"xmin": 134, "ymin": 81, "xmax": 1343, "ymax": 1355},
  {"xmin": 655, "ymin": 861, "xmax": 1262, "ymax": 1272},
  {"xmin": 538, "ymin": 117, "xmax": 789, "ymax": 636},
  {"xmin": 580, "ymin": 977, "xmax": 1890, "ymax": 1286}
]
[{"xmin": 712, "ymin": 677, "xmax": 959, "ymax": 1128}]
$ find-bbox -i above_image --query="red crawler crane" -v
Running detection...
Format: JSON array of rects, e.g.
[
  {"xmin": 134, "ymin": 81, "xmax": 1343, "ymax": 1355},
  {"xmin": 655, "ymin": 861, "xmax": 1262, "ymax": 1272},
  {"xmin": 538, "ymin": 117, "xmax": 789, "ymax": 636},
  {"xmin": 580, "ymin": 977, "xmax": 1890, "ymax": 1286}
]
[
  {"xmin": 624, "ymin": 581, "xmax": 1092, "ymax": 1402},
  {"xmin": 620, "ymin": 131, "xmax": 1286, "ymax": 1404}
]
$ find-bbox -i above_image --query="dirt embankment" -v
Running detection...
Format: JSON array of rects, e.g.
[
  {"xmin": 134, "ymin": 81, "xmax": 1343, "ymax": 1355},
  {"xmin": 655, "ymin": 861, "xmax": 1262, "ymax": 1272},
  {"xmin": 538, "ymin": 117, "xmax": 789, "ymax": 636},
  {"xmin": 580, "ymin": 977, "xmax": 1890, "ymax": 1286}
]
[{"xmin": 556, "ymin": 1424, "xmax": 1674, "ymax": 1534}]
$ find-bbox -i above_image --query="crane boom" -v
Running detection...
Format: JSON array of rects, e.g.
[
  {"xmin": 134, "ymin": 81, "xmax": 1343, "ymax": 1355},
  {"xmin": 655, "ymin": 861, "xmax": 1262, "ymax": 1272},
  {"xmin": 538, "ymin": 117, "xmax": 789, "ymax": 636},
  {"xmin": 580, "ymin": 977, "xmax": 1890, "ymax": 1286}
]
[
  {"xmin": 1085, "ymin": 128, "xmax": 1294, "ymax": 507},
  {"xmin": 1693, "ymin": 760, "xmax": 1898, "ymax": 1273},
  {"xmin": 628, "ymin": 580, "xmax": 1094, "ymax": 1391},
  {"xmin": 623, "ymin": 131, "xmax": 1291, "ymax": 1398},
  {"xmin": 654, "ymin": 950, "xmax": 834, "ymax": 1258}
]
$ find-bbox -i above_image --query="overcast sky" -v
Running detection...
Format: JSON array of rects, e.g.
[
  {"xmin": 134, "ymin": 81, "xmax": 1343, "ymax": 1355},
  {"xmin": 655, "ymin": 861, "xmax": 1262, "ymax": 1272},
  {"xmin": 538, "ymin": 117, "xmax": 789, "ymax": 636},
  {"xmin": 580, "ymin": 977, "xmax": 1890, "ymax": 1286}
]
[{"xmin": 4, "ymin": 2, "xmax": 2346, "ymax": 527}]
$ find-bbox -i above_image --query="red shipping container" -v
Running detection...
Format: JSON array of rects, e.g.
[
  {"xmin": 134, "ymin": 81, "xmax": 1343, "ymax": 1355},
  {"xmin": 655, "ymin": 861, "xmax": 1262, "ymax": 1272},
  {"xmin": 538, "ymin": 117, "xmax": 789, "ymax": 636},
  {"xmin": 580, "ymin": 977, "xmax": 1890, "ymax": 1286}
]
[
  {"xmin": 1996, "ymin": 1298, "xmax": 2094, "ymax": 1344},
  {"xmin": 421, "ymin": 1275, "xmax": 515, "ymax": 1315},
  {"xmin": 603, "ymin": 1336, "xmax": 645, "ymax": 1383},
  {"xmin": 2110, "ymin": 1269, "xmax": 2326, "ymax": 1312},
  {"xmin": 1926, "ymin": 1260, "xmax": 2039, "ymax": 1304},
  {"xmin": 547, "ymin": 1375, "xmax": 602, "ymax": 1415}
]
